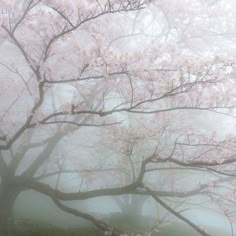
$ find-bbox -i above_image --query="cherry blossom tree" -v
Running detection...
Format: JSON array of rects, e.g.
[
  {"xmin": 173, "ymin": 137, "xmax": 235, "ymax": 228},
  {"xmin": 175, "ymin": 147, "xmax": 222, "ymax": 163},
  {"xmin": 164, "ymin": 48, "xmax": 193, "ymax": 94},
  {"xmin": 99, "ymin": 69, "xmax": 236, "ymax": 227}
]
[{"xmin": 0, "ymin": 0, "xmax": 236, "ymax": 236}]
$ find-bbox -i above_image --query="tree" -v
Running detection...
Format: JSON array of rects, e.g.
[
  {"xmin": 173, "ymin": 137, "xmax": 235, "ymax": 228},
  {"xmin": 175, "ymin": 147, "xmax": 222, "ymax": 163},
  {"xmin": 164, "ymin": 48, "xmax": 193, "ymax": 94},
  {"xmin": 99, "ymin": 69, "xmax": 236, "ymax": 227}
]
[{"xmin": 0, "ymin": 0, "xmax": 236, "ymax": 236}]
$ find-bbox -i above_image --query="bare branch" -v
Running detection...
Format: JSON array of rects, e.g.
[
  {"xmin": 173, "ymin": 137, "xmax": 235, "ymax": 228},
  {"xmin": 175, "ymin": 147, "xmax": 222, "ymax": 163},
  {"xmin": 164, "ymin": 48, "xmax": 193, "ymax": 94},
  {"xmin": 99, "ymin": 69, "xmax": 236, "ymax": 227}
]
[
  {"xmin": 144, "ymin": 186, "xmax": 212, "ymax": 236},
  {"xmin": 52, "ymin": 197, "xmax": 122, "ymax": 235}
]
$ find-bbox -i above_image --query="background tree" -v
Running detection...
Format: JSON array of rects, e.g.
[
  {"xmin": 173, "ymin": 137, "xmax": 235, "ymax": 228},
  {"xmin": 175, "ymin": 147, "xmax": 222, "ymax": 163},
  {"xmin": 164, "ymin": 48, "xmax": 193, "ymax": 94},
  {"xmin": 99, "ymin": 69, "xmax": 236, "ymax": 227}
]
[{"xmin": 0, "ymin": 0, "xmax": 236, "ymax": 236}]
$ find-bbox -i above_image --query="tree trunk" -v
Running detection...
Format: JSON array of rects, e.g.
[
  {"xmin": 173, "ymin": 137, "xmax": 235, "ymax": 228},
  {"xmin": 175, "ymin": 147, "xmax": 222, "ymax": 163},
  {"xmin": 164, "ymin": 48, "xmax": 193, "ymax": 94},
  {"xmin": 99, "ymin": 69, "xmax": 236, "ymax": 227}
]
[
  {"xmin": 129, "ymin": 195, "xmax": 147, "ymax": 216},
  {"xmin": 114, "ymin": 194, "xmax": 148, "ymax": 216},
  {"xmin": 0, "ymin": 180, "xmax": 19, "ymax": 236}
]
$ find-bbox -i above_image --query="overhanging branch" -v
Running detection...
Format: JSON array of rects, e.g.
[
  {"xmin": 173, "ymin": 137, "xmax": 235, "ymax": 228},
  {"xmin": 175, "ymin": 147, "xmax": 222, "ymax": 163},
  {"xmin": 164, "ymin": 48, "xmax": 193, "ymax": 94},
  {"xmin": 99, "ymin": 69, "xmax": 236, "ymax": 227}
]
[
  {"xmin": 144, "ymin": 186, "xmax": 212, "ymax": 236},
  {"xmin": 52, "ymin": 197, "xmax": 122, "ymax": 235}
]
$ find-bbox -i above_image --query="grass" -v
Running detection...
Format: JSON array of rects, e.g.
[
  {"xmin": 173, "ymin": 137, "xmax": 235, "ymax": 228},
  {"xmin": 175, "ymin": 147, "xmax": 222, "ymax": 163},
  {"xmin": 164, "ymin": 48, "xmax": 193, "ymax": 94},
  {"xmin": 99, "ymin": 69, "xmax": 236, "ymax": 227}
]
[
  {"xmin": 13, "ymin": 214, "xmax": 227, "ymax": 236},
  {"xmin": 14, "ymin": 219, "xmax": 100, "ymax": 236},
  {"xmin": 15, "ymin": 228, "xmax": 99, "ymax": 236}
]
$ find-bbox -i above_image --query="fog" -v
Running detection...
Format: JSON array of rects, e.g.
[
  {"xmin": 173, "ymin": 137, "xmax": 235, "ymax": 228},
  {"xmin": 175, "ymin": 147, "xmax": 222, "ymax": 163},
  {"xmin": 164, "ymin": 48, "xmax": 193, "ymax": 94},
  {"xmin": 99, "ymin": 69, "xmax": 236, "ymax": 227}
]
[
  {"xmin": 1, "ymin": 0, "xmax": 236, "ymax": 236},
  {"xmin": 14, "ymin": 190, "xmax": 236, "ymax": 235}
]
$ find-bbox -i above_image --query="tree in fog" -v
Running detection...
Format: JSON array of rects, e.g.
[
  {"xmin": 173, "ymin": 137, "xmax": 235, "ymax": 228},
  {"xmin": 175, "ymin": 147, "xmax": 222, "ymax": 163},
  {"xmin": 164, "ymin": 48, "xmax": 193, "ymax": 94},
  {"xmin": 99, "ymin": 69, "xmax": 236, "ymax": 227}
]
[{"xmin": 1, "ymin": 0, "xmax": 236, "ymax": 236}]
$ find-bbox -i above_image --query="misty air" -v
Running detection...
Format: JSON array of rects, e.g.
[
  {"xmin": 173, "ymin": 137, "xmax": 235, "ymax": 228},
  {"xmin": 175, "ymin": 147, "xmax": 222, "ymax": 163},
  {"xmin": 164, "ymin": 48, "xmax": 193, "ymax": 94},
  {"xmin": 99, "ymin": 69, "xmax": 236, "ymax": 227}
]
[{"xmin": 0, "ymin": 0, "xmax": 236, "ymax": 236}]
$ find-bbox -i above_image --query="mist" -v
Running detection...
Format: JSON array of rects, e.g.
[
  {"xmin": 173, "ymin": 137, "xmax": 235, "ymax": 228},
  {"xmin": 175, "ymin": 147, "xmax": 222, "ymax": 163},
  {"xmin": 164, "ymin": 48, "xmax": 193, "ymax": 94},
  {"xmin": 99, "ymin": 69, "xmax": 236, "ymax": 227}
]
[{"xmin": 1, "ymin": 0, "xmax": 236, "ymax": 236}]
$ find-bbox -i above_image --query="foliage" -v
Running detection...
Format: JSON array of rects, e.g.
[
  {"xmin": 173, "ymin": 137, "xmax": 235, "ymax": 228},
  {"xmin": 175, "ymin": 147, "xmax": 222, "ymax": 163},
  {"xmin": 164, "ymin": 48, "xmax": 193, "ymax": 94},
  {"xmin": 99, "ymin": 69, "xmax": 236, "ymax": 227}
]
[{"xmin": 0, "ymin": 1, "xmax": 236, "ymax": 236}]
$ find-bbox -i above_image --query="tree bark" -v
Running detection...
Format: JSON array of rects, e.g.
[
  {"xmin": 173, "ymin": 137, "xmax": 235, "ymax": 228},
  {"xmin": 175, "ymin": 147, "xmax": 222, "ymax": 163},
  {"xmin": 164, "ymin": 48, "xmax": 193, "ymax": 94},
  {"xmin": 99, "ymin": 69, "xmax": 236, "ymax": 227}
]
[{"xmin": 0, "ymin": 180, "xmax": 19, "ymax": 236}]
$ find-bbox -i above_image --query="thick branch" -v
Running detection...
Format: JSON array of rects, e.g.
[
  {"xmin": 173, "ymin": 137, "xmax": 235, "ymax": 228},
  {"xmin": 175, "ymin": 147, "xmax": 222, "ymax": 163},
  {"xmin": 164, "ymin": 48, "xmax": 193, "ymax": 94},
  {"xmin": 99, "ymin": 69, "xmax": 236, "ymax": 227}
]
[
  {"xmin": 52, "ymin": 198, "xmax": 121, "ymax": 235},
  {"xmin": 24, "ymin": 178, "xmax": 139, "ymax": 200},
  {"xmin": 36, "ymin": 167, "xmax": 129, "ymax": 180},
  {"xmin": 154, "ymin": 156, "xmax": 236, "ymax": 167},
  {"xmin": 0, "ymin": 151, "xmax": 9, "ymax": 178},
  {"xmin": 0, "ymin": 82, "xmax": 45, "ymax": 150},
  {"xmin": 44, "ymin": 71, "xmax": 127, "ymax": 83},
  {"xmin": 144, "ymin": 186, "xmax": 211, "ymax": 236}
]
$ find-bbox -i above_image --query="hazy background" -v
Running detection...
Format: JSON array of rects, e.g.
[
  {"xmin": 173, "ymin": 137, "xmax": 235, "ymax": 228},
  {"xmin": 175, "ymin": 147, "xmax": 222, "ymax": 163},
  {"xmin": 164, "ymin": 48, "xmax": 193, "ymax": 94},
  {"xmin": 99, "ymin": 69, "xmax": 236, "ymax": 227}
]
[{"xmin": 1, "ymin": 0, "xmax": 236, "ymax": 235}]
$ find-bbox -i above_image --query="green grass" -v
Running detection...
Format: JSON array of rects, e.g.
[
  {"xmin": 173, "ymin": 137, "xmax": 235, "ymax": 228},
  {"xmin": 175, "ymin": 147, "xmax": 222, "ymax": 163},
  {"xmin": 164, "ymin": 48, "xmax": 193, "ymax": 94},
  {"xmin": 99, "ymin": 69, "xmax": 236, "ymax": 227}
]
[
  {"xmin": 14, "ymin": 219, "xmax": 99, "ymax": 236},
  {"xmin": 15, "ymin": 228, "xmax": 99, "ymax": 236},
  {"xmin": 13, "ymin": 215, "xmax": 226, "ymax": 236},
  {"xmin": 105, "ymin": 212, "xmax": 158, "ymax": 234},
  {"xmin": 105, "ymin": 213, "xmax": 202, "ymax": 236}
]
